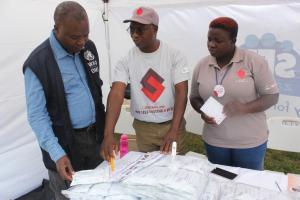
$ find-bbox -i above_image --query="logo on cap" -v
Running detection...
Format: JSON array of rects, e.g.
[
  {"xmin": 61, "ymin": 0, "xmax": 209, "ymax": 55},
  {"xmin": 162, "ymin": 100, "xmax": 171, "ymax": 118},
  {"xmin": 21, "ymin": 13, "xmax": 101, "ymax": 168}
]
[
  {"xmin": 123, "ymin": 6, "xmax": 159, "ymax": 26},
  {"xmin": 136, "ymin": 8, "xmax": 143, "ymax": 16}
]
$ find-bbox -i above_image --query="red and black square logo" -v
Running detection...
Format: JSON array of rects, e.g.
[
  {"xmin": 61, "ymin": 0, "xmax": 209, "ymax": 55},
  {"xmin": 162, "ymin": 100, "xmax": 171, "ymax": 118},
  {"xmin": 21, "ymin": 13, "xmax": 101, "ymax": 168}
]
[{"xmin": 141, "ymin": 68, "xmax": 165, "ymax": 102}]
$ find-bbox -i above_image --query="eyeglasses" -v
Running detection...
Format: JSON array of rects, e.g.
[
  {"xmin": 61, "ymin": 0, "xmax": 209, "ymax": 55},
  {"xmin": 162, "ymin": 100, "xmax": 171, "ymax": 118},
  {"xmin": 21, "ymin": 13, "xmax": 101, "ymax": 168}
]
[{"xmin": 127, "ymin": 25, "xmax": 149, "ymax": 35}]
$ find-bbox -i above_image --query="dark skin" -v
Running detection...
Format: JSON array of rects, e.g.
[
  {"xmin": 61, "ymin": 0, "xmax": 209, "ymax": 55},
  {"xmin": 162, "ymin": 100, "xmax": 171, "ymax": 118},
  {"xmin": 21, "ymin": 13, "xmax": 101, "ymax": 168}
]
[
  {"xmin": 101, "ymin": 22, "xmax": 188, "ymax": 161},
  {"xmin": 207, "ymin": 28, "xmax": 236, "ymax": 68},
  {"xmin": 190, "ymin": 27, "xmax": 279, "ymax": 124},
  {"xmin": 54, "ymin": 14, "xmax": 89, "ymax": 182},
  {"xmin": 54, "ymin": 15, "xmax": 89, "ymax": 54},
  {"xmin": 130, "ymin": 22, "xmax": 160, "ymax": 52}
]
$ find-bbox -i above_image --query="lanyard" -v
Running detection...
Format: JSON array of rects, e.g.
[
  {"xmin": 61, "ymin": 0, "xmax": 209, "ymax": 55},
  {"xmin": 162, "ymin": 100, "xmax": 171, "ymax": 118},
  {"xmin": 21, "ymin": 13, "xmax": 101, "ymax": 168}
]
[{"xmin": 214, "ymin": 63, "xmax": 233, "ymax": 85}]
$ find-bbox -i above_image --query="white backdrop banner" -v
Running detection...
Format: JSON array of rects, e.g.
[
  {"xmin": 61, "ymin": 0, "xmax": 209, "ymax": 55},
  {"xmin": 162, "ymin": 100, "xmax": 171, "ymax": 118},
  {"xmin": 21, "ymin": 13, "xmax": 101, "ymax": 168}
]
[
  {"xmin": 0, "ymin": 0, "xmax": 299, "ymax": 198},
  {"xmin": 107, "ymin": 1, "xmax": 300, "ymax": 134}
]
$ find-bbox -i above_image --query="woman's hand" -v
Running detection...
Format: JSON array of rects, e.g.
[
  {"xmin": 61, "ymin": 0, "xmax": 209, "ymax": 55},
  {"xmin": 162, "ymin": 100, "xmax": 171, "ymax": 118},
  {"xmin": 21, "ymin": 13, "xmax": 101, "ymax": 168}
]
[
  {"xmin": 223, "ymin": 101, "xmax": 247, "ymax": 117},
  {"xmin": 201, "ymin": 112, "xmax": 216, "ymax": 124}
]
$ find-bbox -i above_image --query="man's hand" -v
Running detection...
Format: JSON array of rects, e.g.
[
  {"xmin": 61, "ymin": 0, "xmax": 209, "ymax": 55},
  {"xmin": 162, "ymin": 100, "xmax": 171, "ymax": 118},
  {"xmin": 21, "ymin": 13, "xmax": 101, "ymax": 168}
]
[
  {"xmin": 223, "ymin": 101, "xmax": 247, "ymax": 117},
  {"xmin": 201, "ymin": 112, "xmax": 216, "ymax": 125},
  {"xmin": 160, "ymin": 129, "xmax": 178, "ymax": 154},
  {"xmin": 55, "ymin": 155, "xmax": 74, "ymax": 182},
  {"xmin": 100, "ymin": 134, "xmax": 115, "ymax": 161}
]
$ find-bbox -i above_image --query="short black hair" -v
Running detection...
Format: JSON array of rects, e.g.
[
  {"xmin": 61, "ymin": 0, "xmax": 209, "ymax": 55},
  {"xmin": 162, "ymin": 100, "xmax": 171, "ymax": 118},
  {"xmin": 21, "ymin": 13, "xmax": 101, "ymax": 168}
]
[
  {"xmin": 54, "ymin": 1, "xmax": 87, "ymax": 24},
  {"xmin": 209, "ymin": 17, "xmax": 238, "ymax": 40}
]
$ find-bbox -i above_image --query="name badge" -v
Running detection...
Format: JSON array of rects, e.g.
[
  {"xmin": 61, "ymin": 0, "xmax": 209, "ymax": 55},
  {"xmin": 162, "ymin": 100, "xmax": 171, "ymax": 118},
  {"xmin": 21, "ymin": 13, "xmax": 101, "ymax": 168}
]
[{"xmin": 213, "ymin": 85, "xmax": 225, "ymax": 97}]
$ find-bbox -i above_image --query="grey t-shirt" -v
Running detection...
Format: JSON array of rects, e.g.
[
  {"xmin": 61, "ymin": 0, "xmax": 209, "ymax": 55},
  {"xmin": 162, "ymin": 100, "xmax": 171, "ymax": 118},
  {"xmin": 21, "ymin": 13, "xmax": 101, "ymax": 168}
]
[
  {"xmin": 113, "ymin": 41, "xmax": 189, "ymax": 123},
  {"xmin": 190, "ymin": 47, "xmax": 279, "ymax": 148}
]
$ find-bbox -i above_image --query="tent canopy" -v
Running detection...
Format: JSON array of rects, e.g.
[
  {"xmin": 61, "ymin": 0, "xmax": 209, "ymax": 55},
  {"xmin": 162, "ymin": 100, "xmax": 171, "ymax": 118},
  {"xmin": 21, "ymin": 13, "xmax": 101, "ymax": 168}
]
[{"xmin": 1, "ymin": 0, "xmax": 300, "ymax": 199}]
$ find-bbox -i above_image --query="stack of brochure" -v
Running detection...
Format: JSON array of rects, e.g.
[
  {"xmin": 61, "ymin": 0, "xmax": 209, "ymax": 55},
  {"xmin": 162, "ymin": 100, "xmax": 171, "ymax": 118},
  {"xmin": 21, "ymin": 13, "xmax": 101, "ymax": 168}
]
[
  {"xmin": 62, "ymin": 151, "xmax": 300, "ymax": 200},
  {"xmin": 121, "ymin": 155, "xmax": 212, "ymax": 200}
]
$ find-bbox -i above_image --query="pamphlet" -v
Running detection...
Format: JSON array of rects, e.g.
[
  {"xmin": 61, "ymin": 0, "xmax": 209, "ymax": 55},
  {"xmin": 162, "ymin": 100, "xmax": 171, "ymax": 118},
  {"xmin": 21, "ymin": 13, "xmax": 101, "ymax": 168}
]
[{"xmin": 200, "ymin": 96, "xmax": 226, "ymax": 125}]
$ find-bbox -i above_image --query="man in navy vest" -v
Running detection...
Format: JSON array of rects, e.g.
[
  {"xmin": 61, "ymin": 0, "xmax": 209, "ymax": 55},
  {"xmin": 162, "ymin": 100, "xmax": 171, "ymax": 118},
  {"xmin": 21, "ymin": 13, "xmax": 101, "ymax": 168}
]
[{"xmin": 23, "ymin": 1, "xmax": 105, "ymax": 199}]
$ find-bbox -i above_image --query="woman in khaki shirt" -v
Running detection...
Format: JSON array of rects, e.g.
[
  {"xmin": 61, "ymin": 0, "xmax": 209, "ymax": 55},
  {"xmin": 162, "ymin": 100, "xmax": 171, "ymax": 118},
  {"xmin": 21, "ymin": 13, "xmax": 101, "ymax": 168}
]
[{"xmin": 190, "ymin": 17, "xmax": 279, "ymax": 170}]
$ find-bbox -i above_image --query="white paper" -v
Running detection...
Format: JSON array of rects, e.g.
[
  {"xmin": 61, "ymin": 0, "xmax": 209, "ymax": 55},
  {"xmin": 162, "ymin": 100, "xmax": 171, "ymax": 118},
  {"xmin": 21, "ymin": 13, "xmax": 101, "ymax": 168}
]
[
  {"xmin": 200, "ymin": 96, "xmax": 226, "ymax": 125},
  {"xmin": 235, "ymin": 170, "xmax": 288, "ymax": 192},
  {"xmin": 70, "ymin": 168, "xmax": 110, "ymax": 186},
  {"xmin": 64, "ymin": 152, "xmax": 295, "ymax": 200}
]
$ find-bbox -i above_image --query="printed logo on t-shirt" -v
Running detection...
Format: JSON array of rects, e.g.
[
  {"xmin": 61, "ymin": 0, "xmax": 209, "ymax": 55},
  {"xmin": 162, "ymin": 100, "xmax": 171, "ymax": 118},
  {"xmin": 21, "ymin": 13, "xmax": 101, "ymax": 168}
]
[
  {"xmin": 234, "ymin": 68, "xmax": 252, "ymax": 83},
  {"xmin": 236, "ymin": 69, "xmax": 246, "ymax": 79},
  {"xmin": 141, "ymin": 68, "xmax": 165, "ymax": 102},
  {"xmin": 181, "ymin": 67, "xmax": 189, "ymax": 74}
]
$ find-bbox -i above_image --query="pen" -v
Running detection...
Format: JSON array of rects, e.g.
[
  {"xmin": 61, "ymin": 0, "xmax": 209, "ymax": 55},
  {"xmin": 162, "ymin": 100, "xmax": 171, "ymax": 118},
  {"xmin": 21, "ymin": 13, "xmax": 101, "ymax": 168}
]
[{"xmin": 275, "ymin": 181, "xmax": 282, "ymax": 192}]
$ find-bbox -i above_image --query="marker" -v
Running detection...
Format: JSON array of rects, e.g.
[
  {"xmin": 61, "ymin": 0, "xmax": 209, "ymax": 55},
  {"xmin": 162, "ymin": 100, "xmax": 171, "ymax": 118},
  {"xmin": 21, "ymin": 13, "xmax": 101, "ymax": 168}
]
[
  {"xmin": 110, "ymin": 155, "xmax": 115, "ymax": 171},
  {"xmin": 171, "ymin": 141, "xmax": 177, "ymax": 161},
  {"xmin": 109, "ymin": 150, "xmax": 115, "ymax": 174}
]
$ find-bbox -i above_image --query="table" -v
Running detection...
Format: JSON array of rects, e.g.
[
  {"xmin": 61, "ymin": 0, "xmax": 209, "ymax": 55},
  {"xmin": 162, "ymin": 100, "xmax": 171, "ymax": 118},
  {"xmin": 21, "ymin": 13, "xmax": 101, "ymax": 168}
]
[{"xmin": 63, "ymin": 151, "xmax": 300, "ymax": 200}]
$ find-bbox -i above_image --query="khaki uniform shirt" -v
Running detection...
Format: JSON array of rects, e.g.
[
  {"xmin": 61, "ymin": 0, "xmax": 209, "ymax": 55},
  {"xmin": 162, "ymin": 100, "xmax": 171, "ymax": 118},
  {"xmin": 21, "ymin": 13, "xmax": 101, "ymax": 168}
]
[{"xmin": 190, "ymin": 47, "xmax": 278, "ymax": 148}]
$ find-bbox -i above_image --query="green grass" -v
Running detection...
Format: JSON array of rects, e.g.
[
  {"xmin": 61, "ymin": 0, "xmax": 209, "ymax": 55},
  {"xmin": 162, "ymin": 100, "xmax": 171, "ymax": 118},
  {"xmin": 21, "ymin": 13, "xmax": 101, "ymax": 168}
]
[
  {"xmin": 185, "ymin": 132, "xmax": 300, "ymax": 174},
  {"xmin": 115, "ymin": 132, "xmax": 300, "ymax": 174}
]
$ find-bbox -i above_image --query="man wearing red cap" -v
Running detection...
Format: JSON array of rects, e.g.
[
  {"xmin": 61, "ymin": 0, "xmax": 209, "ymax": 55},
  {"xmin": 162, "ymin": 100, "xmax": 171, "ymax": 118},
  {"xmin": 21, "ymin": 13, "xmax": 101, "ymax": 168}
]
[{"xmin": 101, "ymin": 7, "xmax": 190, "ymax": 160}]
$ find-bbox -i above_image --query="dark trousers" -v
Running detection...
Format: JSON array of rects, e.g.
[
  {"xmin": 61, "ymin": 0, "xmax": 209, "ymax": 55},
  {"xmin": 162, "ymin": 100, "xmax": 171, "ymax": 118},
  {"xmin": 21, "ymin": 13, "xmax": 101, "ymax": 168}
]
[
  {"xmin": 48, "ymin": 170, "xmax": 69, "ymax": 200},
  {"xmin": 49, "ymin": 127, "xmax": 103, "ymax": 199}
]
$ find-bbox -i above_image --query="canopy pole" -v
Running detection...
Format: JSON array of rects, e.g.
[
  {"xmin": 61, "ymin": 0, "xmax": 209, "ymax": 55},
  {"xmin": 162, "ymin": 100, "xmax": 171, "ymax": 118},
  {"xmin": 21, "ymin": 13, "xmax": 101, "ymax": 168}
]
[{"xmin": 102, "ymin": 0, "xmax": 112, "ymax": 85}]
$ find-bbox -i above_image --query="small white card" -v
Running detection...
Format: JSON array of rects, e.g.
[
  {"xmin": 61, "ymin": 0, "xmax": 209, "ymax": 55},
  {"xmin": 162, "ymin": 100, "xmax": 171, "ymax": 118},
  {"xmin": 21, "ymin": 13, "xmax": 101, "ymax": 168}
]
[{"xmin": 200, "ymin": 96, "xmax": 226, "ymax": 125}]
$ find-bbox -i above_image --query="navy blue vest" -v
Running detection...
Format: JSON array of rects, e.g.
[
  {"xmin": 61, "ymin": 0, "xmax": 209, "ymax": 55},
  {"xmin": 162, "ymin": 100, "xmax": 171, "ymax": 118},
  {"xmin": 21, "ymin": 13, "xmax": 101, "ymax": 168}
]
[{"xmin": 23, "ymin": 39, "xmax": 105, "ymax": 171}]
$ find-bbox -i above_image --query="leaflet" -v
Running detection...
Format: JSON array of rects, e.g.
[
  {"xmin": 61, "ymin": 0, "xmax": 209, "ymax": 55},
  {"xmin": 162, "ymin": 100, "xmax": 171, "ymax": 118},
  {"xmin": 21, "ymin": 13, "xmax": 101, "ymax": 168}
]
[{"xmin": 200, "ymin": 96, "xmax": 226, "ymax": 125}]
